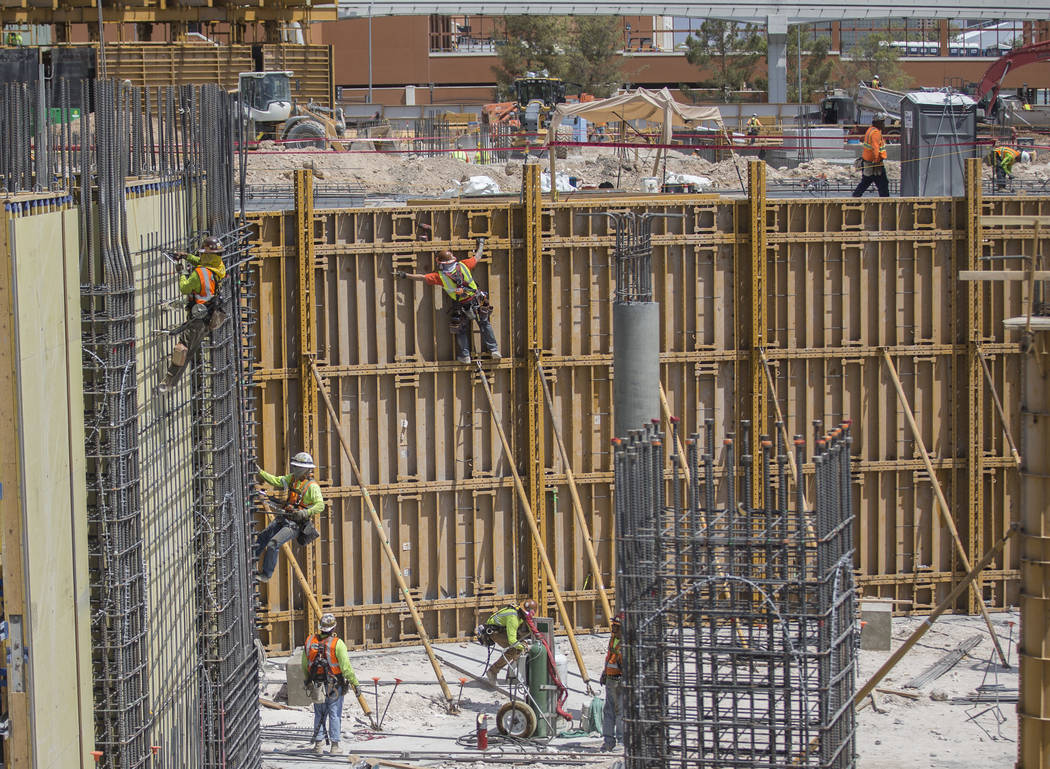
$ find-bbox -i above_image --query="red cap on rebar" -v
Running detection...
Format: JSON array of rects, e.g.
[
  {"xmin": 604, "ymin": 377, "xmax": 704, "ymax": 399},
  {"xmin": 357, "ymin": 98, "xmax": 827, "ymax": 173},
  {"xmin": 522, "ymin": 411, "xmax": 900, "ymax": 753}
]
[
  {"xmin": 150, "ymin": 747, "xmax": 161, "ymax": 756},
  {"xmin": 611, "ymin": 438, "xmax": 622, "ymax": 446},
  {"xmin": 652, "ymin": 440, "xmax": 662, "ymax": 446},
  {"xmin": 91, "ymin": 753, "xmax": 104, "ymax": 764},
  {"xmin": 459, "ymin": 677, "xmax": 468, "ymax": 684},
  {"xmin": 761, "ymin": 440, "xmax": 772, "ymax": 449},
  {"xmin": 394, "ymin": 678, "xmax": 403, "ymax": 684},
  {"xmin": 724, "ymin": 438, "xmax": 732, "ymax": 445},
  {"xmin": 372, "ymin": 676, "xmax": 380, "ymax": 682},
  {"xmin": 652, "ymin": 418, "xmax": 661, "ymax": 424},
  {"xmin": 670, "ymin": 416, "xmax": 680, "ymax": 424},
  {"xmin": 793, "ymin": 438, "xmax": 804, "ymax": 446}
]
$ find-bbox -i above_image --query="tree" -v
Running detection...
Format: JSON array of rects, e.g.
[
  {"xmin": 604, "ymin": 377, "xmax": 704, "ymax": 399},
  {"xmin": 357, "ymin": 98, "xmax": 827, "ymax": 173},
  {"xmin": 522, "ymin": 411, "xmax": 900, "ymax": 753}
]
[
  {"xmin": 684, "ymin": 21, "xmax": 765, "ymax": 95},
  {"xmin": 566, "ymin": 16, "xmax": 623, "ymax": 97},
  {"xmin": 840, "ymin": 32, "xmax": 910, "ymax": 90},
  {"xmin": 786, "ymin": 25, "xmax": 836, "ymax": 102},
  {"xmin": 495, "ymin": 16, "xmax": 569, "ymax": 97}
]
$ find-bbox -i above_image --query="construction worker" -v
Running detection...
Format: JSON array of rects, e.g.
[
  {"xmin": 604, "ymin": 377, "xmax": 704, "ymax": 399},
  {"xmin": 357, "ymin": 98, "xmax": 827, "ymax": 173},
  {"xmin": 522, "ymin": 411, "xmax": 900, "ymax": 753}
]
[
  {"xmin": 395, "ymin": 239, "xmax": 500, "ymax": 364},
  {"xmin": 600, "ymin": 611, "xmax": 625, "ymax": 752},
  {"xmin": 158, "ymin": 236, "xmax": 227, "ymax": 392},
  {"xmin": 254, "ymin": 452, "xmax": 324, "ymax": 582},
  {"xmin": 746, "ymin": 114, "xmax": 762, "ymax": 145},
  {"xmin": 5, "ymin": 30, "xmax": 23, "ymax": 46},
  {"xmin": 302, "ymin": 612, "xmax": 361, "ymax": 755},
  {"xmin": 871, "ymin": 74, "xmax": 881, "ymax": 90},
  {"xmin": 478, "ymin": 599, "xmax": 538, "ymax": 684},
  {"xmin": 988, "ymin": 145, "xmax": 1031, "ymax": 189},
  {"xmin": 852, "ymin": 113, "xmax": 889, "ymax": 198}
]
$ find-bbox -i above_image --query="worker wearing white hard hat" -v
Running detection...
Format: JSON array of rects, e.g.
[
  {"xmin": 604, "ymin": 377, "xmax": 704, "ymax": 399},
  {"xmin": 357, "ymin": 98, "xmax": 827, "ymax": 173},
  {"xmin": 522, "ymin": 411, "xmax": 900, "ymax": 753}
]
[{"xmin": 253, "ymin": 451, "xmax": 325, "ymax": 582}]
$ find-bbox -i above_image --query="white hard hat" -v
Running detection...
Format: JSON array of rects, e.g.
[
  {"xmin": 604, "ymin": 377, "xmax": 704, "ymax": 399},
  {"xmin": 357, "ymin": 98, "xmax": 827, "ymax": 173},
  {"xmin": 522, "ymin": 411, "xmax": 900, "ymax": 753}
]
[
  {"xmin": 874, "ymin": 74, "xmax": 880, "ymax": 79},
  {"xmin": 874, "ymin": 113, "xmax": 888, "ymax": 123},
  {"xmin": 1021, "ymin": 151, "xmax": 1032, "ymax": 163},
  {"xmin": 752, "ymin": 113, "xmax": 758, "ymax": 117},
  {"xmin": 290, "ymin": 451, "xmax": 315, "ymax": 470},
  {"xmin": 319, "ymin": 613, "xmax": 336, "ymax": 632}
]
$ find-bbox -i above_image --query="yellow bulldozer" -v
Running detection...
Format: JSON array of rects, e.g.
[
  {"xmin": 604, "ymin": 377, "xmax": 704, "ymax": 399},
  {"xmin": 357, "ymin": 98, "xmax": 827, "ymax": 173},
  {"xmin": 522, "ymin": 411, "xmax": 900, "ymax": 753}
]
[{"xmin": 238, "ymin": 70, "xmax": 346, "ymax": 149}]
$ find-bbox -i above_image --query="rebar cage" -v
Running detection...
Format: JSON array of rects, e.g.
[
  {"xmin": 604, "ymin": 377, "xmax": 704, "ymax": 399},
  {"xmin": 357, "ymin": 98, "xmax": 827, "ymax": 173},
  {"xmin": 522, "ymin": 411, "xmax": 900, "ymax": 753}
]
[{"xmin": 614, "ymin": 419, "xmax": 857, "ymax": 769}]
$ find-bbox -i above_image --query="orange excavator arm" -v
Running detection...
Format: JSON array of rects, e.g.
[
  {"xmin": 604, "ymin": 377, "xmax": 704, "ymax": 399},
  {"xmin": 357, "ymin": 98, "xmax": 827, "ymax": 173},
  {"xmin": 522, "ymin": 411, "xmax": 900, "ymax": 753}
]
[{"xmin": 975, "ymin": 39, "xmax": 1050, "ymax": 112}]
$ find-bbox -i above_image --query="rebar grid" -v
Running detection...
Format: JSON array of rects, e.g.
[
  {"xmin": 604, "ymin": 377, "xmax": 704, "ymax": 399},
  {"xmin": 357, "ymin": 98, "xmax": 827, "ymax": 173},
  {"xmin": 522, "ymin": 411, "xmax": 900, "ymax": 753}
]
[
  {"xmin": 614, "ymin": 419, "xmax": 857, "ymax": 769},
  {"xmin": 74, "ymin": 79, "xmax": 260, "ymax": 769}
]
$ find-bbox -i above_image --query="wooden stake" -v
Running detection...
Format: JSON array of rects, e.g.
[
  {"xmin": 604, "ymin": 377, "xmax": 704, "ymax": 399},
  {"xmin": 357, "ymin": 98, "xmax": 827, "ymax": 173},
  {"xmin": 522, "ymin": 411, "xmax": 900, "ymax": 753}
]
[
  {"xmin": 881, "ymin": 349, "xmax": 1010, "ymax": 668},
  {"xmin": 310, "ymin": 362, "xmax": 458, "ymax": 714},
  {"xmin": 535, "ymin": 356, "xmax": 614, "ymax": 624},
  {"xmin": 474, "ymin": 363, "xmax": 594, "ymax": 691}
]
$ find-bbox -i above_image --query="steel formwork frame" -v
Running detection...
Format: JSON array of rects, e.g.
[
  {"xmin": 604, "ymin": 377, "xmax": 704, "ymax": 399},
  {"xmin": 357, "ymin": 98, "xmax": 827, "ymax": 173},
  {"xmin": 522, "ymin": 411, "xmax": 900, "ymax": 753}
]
[{"xmin": 248, "ymin": 179, "xmax": 1035, "ymax": 650}]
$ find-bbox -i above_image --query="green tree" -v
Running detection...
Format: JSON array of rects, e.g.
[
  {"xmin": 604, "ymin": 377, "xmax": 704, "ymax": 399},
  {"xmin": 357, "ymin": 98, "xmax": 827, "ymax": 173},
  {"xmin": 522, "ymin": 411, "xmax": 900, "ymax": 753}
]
[
  {"xmin": 841, "ymin": 32, "xmax": 910, "ymax": 90},
  {"xmin": 495, "ymin": 16, "xmax": 569, "ymax": 97},
  {"xmin": 566, "ymin": 16, "xmax": 623, "ymax": 97},
  {"xmin": 786, "ymin": 26, "xmax": 836, "ymax": 102},
  {"xmin": 684, "ymin": 21, "xmax": 765, "ymax": 96}
]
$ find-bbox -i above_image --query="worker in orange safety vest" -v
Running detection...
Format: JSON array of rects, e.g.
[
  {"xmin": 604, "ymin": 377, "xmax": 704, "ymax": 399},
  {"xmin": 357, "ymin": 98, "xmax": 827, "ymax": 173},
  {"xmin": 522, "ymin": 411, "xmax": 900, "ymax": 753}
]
[
  {"xmin": 600, "ymin": 611, "xmax": 625, "ymax": 752},
  {"xmin": 852, "ymin": 113, "xmax": 889, "ymax": 198},
  {"xmin": 302, "ymin": 612, "xmax": 361, "ymax": 755}
]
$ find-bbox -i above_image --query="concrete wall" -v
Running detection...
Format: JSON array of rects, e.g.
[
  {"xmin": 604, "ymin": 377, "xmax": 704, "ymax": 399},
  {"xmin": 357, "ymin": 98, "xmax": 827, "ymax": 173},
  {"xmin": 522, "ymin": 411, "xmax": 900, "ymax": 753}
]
[{"xmin": 0, "ymin": 202, "xmax": 94, "ymax": 768}]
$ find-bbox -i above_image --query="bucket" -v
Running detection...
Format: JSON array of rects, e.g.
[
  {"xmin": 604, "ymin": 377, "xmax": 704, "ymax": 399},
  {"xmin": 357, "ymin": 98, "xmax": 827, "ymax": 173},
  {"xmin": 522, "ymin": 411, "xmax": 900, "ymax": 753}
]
[{"xmin": 641, "ymin": 176, "xmax": 660, "ymax": 193}]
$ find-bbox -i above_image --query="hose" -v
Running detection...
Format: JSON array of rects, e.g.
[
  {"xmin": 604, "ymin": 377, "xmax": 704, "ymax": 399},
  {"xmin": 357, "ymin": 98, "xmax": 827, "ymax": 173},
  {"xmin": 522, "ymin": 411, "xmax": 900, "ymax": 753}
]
[{"xmin": 522, "ymin": 614, "xmax": 572, "ymax": 722}]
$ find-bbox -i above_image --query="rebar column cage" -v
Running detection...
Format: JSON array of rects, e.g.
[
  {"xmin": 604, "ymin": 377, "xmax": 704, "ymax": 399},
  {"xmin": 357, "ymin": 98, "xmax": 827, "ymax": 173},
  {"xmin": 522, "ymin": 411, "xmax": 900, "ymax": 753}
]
[{"xmin": 613, "ymin": 419, "xmax": 857, "ymax": 769}]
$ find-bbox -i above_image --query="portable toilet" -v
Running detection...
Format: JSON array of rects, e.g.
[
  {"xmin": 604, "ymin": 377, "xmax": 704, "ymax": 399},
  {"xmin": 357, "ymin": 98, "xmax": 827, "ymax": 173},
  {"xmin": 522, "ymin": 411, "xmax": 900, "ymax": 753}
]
[{"xmin": 899, "ymin": 91, "xmax": 978, "ymax": 197}]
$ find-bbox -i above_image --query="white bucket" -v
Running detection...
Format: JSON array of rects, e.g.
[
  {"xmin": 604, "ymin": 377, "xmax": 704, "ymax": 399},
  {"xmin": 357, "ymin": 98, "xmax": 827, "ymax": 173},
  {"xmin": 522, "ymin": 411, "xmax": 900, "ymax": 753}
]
[{"xmin": 641, "ymin": 176, "xmax": 660, "ymax": 193}]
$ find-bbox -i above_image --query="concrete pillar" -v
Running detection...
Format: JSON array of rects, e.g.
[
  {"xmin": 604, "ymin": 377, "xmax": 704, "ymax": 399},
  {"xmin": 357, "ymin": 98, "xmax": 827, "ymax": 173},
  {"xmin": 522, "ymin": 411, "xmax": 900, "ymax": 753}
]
[
  {"xmin": 1018, "ymin": 327, "xmax": 1050, "ymax": 768},
  {"xmin": 613, "ymin": 302, "xmax": 660, "ymax": 438},
  {"xmin": 767, "ymin": 16, "xmax": 788, "ymax": 104}
]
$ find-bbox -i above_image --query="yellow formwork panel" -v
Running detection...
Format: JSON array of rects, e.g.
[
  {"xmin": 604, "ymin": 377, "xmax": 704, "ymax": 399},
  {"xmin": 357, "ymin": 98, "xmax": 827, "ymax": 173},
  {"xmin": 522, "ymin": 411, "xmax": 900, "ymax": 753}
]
[{"xmin": 249, "ymin": 191, "xmax": 1039, "ymax": 650}]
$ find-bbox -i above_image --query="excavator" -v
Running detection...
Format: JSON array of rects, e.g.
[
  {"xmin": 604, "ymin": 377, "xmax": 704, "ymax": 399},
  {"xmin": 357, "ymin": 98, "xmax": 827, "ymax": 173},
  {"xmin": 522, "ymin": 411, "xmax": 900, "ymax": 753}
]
[
  {"xmin": 972, "ymin": 39, "xmax": 1050, "ymax": 127},
  {"xmin": 238, "ymin": 70, "xmax": 347, "ymax": 149}
]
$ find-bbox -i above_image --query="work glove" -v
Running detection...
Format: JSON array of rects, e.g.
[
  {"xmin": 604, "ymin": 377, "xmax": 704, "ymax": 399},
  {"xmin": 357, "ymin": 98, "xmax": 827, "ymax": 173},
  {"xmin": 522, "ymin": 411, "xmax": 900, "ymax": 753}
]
[
  {"xmin": 394, "ymin": 270, "xmax": 406, "ymax": 279},
  {"xmin": 599, "ymin": 673, "xmax": 607, "ymax": 686},
  {"xmin": 351, "ymin": 682, "xmax": 360, "ymax": 696}
]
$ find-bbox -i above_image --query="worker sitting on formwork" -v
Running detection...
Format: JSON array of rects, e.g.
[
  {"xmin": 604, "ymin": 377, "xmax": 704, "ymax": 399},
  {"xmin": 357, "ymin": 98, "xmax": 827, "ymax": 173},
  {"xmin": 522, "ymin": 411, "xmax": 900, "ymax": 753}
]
[
  {"xmin": 987, "ymin": 145, "xmax": 1032, "ymax": 189},
  {"xmin": 477, "ymin": 599, "xmax": 538, "ymax": 685},
  {"xmin": 253, "ymin": 452, "xmax": 324, "ymax": 583},
  {"xmin": 158, "ymin": 235, "xmax": 227, "ymax": 392},
  {"xmin": 303, "ymin": 612, "xmax": 361, "ymax": 756},
  {"xmin": 396, "ymin": 238, "xmax": 500, "ymax": 364}
]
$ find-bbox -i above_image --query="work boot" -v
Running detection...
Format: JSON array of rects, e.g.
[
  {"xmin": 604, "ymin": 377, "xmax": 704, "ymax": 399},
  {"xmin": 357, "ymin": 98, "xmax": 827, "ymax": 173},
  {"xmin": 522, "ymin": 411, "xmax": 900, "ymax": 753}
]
[
  {"xmin": 311, "ymin": 741, "xmax": 324, "ymax": 754},
  {"xmin": 488, "ymin": 351, "xmax": 501, "ymax": 360},
  {"xmin": 330, "ymin": 742, "xmax": 344, "ymax": 755},
  {"xmin": 457, "ymin": 354, "xmax": 471, "ymax": 364},
  {"xmin": 600, "ymin": 739, "xmax": 616, "ymax": 752},
  {"xmin": 485, "ymin": 667, "xmax": 499, "ymax": 686}
]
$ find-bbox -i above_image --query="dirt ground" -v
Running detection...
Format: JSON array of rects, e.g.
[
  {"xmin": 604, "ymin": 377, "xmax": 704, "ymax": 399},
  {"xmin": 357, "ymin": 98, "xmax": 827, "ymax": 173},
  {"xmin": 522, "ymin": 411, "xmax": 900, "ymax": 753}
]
[
  {"xmin": 259, "ymin": 611, "xmax": 1019, "ymax": 769},
  {"xmin": 244, "ymin": 143, "xmax": 1050, "ymax": 196}
]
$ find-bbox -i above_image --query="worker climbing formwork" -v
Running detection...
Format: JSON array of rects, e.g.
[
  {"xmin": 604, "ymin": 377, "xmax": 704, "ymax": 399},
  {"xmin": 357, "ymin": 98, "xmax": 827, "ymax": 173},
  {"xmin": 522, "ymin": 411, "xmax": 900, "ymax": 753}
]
[
  {"xmin": 254, "ymin": 451, "xmax": 324, "ymax": 582},
  {"xmin": 476, "ymin": 600, "xmax": 538, "ymax": 685},
  {"xmin": 395, "ymin": 226, "xmax": 500, "ymax": 364},
  {"xmin": 158, "ymin": 235, "xmax": 227, "ymax": 393}
]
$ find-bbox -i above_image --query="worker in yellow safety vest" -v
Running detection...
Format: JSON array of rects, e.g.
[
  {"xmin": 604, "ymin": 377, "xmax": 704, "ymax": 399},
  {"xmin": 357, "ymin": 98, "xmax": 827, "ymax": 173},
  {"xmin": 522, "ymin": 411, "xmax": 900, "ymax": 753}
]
[
  {"xmin": 988, "ymin": 145, "xmax": 1032, "ymax": 189},
  {"xmin": 871, "ymin": 74, "xmax": 881, "ymax": 90},
  {"xmin": 746, "ymin": 114, "xmax": 762, "ymax": 144},
  {"xmin": 395, "ymin": 238, "xmax": 500, "ymax": 364},
  {"xmin": 302, "ymin": 612, "xmax": 361, "ymax": 755},
  {"xmin": 476, "ymin": 599, "xmax": 538, "ymax": 685},
  {"xmin": 158, "ymin": 235, "xmax": 227, "ymax": 392},
  {"xmin": 852, "ymin": 113, "xmax": 889, "ymax": 198},
  {"xmin": 600, "ymin": 611, "xmax": 625, "ymax": 752},
  {"xmin": 254, "ymin": 452, "xmax": 325, "ymax": 582},
  {"xmin": 5, "ymin": 31, "xmax": 24, "ymax": 46}
]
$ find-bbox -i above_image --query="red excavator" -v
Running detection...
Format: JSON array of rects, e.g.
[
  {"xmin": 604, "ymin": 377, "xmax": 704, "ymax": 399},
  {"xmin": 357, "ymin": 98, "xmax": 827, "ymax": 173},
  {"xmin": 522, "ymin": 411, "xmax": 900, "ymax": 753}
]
[{"xmin": 974, "ymin": 39, "xmax": 1050, "ymax": 122}]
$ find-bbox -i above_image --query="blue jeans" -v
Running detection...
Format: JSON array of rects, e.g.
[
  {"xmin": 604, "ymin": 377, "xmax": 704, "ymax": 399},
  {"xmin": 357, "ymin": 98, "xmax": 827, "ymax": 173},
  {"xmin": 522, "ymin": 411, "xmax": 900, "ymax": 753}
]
[
  {"xmin": 313, "ymin": 693, "xmax": 345, "ymax": 744},
  {"xmin": 452, "ymin": 302, "xmax": 498, "ymax": 359},
  {"xmin": 602, "ymin": 676, "xmax": 624, "ymax": 746},
  {"xmin": 254, "ymin": 518, "xmax": 298, "ymax": 579}
]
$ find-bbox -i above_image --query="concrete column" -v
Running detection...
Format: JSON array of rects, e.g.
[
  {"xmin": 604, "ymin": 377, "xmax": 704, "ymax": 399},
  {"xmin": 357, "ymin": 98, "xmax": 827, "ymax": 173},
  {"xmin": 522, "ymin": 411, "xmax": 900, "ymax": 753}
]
[
  {"xmin": 613, "ymin": 302, "xmax": 660, "ymax": 438},
  {"xmin": 767, "ymin": 16, "xmax": 788, "ymax": 104},
  {"xmin": 1019, "ymin": 327, "xmax": 1050, "ymax": 768}
]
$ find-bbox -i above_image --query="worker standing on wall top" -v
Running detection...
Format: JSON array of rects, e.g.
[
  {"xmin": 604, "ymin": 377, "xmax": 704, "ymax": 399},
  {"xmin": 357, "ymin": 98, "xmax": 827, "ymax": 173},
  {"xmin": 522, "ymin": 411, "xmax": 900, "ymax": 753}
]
[
  {"xmin": 746, "ymin": 114, "xmax": 761, "ymax": 145},
  {"xmin": 5, "ymin": 30, "xmax": 24, "ymax": 45},
  {"xmin": 988, "ymin": 145, "xmax": 1031, "ymax": 189},
  {"xmin": 302, "ymin": 612, "xmax": 361, "ymax": 755},
  {"xmin": 600, "ymin": 611, "xmax": 625, "ymax": 752},
  {"xmin": 852, "ymin": 113, "xmax": 889, "ymax": 199},
  {"xmin": 395, "ymin": 238, "xmax": 500, "ymax": 364},
  {"xmin": 158, "ymin": 236, "xmax": 227, "ymax": 392},
  {"xmin": 477, "ymin": 599, "xmax": 538, "ymax": 685},
  {"xmin": 254, "ymin": 452, "xmax": 324, "ymax": 583}
]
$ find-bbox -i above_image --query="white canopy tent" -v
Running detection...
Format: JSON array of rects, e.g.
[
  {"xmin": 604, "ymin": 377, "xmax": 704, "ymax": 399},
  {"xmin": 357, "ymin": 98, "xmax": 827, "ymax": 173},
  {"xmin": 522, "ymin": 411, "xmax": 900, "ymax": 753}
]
[{"xmin": 546, "ymin": 87, "xmax": 726, "ymax": 198}]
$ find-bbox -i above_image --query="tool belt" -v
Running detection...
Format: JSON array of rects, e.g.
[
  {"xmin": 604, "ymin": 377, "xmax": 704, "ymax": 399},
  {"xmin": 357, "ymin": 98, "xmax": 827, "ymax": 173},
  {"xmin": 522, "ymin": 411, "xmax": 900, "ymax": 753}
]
[
  {"xmin": 277, "ymin": 510, "xmax": 320, "ymax": 546},
  {"xmin": 448, "ymin": 293, "xmax": 493, "ymax": 334},
  {"xmin": 475, "ymin": 623, "xmax": 498, "ymax": 646}
]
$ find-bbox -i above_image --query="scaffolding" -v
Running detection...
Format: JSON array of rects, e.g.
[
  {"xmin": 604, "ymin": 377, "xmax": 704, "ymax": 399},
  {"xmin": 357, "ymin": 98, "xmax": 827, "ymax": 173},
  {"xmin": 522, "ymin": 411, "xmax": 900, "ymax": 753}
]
[{"xmin": 613, "ymin": 419, "xmax": 857, "ymax": 769}]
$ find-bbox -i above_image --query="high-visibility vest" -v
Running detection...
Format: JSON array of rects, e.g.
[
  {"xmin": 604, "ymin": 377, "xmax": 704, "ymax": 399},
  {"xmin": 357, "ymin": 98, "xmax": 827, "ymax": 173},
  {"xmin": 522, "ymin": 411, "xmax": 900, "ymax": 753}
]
[
  {"xmin": 437, "ymin": 262, "xmax": 480, "ymax": 302},
  {"xmin": 861, "ymin": 126, "xmax": 885, "ymax": 163},
  {"xmin": 287, "ymin": 477, "xmax": 318, "ymax": 510},
  {"xmin": 305, "ymin": 634, "xmax": 342, "ymax": 677},
  {"xmin": 192, "ymin": 266, "xmax": 217, "ymax": 305},
  {"xmin": 604, "ymin": 636, "xmax": 623, "ymax": 677},
  {"xmin": 746, "ymin": 118, "xmax": 761, "ymax": 132},
  {"xmin": 871, "ymin": 77, "xmax": 881, "ymax": 89}
]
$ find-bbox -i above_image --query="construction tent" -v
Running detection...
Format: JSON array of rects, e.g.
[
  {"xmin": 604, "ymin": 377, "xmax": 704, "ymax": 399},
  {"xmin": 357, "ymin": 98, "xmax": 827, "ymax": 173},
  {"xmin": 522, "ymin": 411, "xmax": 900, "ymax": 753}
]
[{"xmin": 548, "ymin": 86, "xmax": 724, "ymax": 143}]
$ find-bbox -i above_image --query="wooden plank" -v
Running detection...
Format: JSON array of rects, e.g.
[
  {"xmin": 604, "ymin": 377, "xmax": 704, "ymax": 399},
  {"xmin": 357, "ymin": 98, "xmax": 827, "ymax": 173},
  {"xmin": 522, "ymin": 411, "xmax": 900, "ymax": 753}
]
[{"xmin": 958, "ymin": 270, "xmax": 1050, "ymax": 281}]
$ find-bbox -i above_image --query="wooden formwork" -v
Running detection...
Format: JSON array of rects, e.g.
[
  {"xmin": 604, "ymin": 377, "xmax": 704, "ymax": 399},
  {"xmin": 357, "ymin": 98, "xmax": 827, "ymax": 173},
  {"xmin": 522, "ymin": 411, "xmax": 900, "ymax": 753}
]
[{"xmin": 250, "ymin": 166, "xmax": 1039, "ymax": 651}]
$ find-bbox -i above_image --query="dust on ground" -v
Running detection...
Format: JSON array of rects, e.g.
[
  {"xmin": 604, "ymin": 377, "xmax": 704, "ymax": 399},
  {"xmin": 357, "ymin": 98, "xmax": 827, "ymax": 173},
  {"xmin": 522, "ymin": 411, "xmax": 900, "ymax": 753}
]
[{"xmin": 259, "ymin": 612, "xmax": 1018, "ymax": 769}]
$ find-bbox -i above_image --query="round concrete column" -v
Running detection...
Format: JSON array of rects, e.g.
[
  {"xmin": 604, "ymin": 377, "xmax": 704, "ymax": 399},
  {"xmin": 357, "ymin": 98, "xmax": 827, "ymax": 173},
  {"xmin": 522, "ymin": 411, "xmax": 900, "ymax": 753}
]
[{"xmin": 613, "ymin": 302, "xmax": 660, "ymax": 439}]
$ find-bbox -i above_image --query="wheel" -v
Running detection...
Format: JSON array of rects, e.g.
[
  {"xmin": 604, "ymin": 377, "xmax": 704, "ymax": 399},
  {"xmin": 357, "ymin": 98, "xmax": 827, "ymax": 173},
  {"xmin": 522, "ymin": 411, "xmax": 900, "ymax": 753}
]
[
  {"xmin": 283, "ymin": 120, "xmax": 327, "ymax": 150},
  {"xmin": 496, "ymin": 701, "xmax": 537, "ymax": 739}
]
